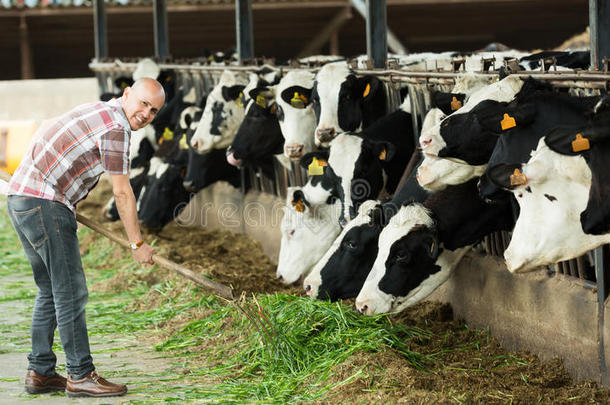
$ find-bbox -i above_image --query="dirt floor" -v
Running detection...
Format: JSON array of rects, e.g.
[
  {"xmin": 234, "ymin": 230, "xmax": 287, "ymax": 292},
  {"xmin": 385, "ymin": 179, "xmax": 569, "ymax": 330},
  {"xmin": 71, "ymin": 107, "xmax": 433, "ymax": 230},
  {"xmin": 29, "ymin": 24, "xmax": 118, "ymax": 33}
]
[{"xmin": 76, "ymin": 178, "xmax": 610, "ymax": 404}]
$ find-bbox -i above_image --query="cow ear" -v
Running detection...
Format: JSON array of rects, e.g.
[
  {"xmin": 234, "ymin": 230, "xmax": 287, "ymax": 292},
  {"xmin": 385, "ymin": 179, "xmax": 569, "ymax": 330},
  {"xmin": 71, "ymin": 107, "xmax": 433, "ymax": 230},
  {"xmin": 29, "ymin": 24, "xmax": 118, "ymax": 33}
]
[
  {"xmin": 222, "ymin": 85, "xmax": 246, "ymax": 102},
  {"xmin": 300, "ymin": 150, "xmax": 329, "ymax": 170},
  {"xmin": 280, "ymin": 86, "xmax": 313, "ymax": 108},
  {"xmin": 367, "ymin": 139, "xmax": 396, "ymax": 162},
  {"xmin": 431, "ymin": 91, "xmax": 466, "ymax": 115},
  {"xmin": 359, "ymin": 76, "xmax": 381, "ymax": 101},
  {"xmin": 487, "ymin": 163, "xmax": 527, "ymax": 190},
  {"xmin": 290, "ymin": 189, "xmax": 310, "ymax": 213}
]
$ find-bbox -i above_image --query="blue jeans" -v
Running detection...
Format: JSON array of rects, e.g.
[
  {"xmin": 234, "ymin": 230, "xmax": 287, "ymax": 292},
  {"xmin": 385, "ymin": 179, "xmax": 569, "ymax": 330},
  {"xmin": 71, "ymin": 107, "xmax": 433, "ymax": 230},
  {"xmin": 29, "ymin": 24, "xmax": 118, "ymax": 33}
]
[{"xmin": 7, "ymin": 196, "xmax": 94, "ymax": 379}]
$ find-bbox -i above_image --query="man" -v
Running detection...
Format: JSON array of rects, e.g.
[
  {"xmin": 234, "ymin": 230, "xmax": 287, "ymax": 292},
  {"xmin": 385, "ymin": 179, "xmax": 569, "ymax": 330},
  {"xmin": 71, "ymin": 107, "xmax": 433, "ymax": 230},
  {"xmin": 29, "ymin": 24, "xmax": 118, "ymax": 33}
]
[{"xmin": 6, "ymin": 77, "xmax": 165, "ymax": 397}]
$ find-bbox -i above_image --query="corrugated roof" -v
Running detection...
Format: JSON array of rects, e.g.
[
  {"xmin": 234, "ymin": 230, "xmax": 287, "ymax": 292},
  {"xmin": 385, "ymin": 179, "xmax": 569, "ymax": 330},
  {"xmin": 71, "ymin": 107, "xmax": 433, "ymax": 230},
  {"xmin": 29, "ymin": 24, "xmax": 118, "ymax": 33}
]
[{"xmin": 0, "ymin": 0, "xmax": 343, "ymax": 9}]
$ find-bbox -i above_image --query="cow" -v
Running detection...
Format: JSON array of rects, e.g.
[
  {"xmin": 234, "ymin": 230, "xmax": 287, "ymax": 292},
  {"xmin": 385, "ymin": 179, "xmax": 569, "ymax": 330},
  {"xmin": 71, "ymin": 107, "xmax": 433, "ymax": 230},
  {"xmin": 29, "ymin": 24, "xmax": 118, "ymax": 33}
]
[
  {"xmin": 312, "ymin": 61, "xmax": 396, "ymax": 146},
  {"xmin": 189, "ymin": 70, "xmax": 249, "ymax": 154},
  {"xmin": 276, "ymin": 187, "xmax": 342, "ymax": 284},
  {"xmin": 301, "ymin": 97, "xmax": 416, "ymax": 223},
  {"xmin": 137, "ymin": 126, "xmax": 192, "ymax": 230},
  {"xmin": 302, "ymin": 158, "xmax": 429, "ymax": 301},
  {"xmin": 275, "ymin": 70, "xmax": 317, "ymax": 160},
  {"xmin": 355, "ymin": 178, "xmax": 513, "ymax": 315},
  {"xmin": 181, "ymin": 105, "xmax": 243, "ymax": 193},
  {"xmin": 225, "ymin": 83, "xmax": 285, "ymax": 179},
  {"xmin": 486, "ymin": 99, "xmax": 610, "ymax": 272}
]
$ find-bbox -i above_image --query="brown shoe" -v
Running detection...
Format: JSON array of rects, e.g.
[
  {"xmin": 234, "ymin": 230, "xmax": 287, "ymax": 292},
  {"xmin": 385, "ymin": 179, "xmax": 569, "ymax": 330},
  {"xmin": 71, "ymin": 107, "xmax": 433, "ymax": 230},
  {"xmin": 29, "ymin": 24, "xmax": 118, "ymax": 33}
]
[
  {"xmin": 66, "ymin": 371, "xmax": 127, "ymax": 398},
  {"xmin": 24, "ymin": 370, "xmax": 67, "ymax": 394}
]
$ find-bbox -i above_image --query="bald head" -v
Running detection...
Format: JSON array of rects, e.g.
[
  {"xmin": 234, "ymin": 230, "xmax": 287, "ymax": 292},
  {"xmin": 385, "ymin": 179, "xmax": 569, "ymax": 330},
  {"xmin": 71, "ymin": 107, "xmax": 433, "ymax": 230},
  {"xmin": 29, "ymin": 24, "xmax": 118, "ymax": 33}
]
[{"xmin": 122, "ymin": 78, "xmax": 166, "ymax": 130}]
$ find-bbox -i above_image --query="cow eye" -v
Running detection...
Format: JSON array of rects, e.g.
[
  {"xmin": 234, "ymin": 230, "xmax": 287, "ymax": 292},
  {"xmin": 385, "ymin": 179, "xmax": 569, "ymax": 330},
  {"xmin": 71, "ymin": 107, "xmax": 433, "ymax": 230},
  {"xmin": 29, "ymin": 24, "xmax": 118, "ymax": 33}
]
[
  {"xmin": 343, "ymin": 240, "xmax": 357, "ymax": 251},
  {"xmin": 276, "ymin": 105, "xmax": 284, "ymax": 121},
  {"xmin": 395, "ymin": 252, "xmax": 411, "ymax": 263}
]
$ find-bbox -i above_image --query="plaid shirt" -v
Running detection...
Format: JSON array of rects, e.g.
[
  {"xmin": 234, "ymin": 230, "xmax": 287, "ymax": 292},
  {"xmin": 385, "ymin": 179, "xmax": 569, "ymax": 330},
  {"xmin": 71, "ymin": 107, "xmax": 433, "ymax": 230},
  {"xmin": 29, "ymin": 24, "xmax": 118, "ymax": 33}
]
[{"xmin": 7, "ymin": 97, "xmax": 131, "ymax": 211}]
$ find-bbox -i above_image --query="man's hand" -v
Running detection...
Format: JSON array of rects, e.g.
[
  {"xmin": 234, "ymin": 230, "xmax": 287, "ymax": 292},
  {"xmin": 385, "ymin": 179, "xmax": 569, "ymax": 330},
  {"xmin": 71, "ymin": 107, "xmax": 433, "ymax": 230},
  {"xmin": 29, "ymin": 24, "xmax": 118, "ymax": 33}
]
[{"xmin": 132, "ymin": 242, "xmax": 156, "ymax": 264}]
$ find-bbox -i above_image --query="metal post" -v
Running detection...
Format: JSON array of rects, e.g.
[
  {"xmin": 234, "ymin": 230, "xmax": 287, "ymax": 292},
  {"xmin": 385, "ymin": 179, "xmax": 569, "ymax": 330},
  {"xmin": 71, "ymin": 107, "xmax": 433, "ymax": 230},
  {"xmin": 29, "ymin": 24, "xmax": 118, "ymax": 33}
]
[
  {"xmin": 93, "ymin": 0, "xmax": 107, "ymax": 92},
  {"xmin": 93, "ymin": 0, "xmax": 107, "ymax": 59},
  {"xmin": 595, "ymin": 245, "xmax": 610, "ymax": 385},
  {"xmin": 19, "ymin": 14, "xmax": 33, "ymax": 80},
  {"xmin": 589, "ymin": 0, "xmax": 610, "ymax": 70},
  {"xmin": 236, "ymin": 0, "xmax": 254, "ymax": 61},
  {"xmin": 365, "ymin": 0, "xmax": 387, "ymax": 68},
  {"xmin": 153, "ymin": 0, "xmax": 169, "ymax": 59}
]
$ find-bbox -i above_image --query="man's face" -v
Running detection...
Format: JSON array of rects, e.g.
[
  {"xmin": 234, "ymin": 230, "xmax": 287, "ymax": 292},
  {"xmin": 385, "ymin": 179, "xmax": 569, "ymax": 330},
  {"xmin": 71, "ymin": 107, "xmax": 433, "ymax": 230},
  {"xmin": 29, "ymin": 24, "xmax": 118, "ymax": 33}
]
[{"xmin": 122, "ymin": 83, "xmax": 165, "ymax": 130}]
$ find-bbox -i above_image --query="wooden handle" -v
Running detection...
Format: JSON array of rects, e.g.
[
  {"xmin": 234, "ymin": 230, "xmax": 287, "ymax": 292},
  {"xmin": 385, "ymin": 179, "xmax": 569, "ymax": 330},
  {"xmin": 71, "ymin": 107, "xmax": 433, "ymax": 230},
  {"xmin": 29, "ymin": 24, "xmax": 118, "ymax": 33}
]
[{"xmin": 1, "ymin": 169, "xmax": 234, "ymax": 300}]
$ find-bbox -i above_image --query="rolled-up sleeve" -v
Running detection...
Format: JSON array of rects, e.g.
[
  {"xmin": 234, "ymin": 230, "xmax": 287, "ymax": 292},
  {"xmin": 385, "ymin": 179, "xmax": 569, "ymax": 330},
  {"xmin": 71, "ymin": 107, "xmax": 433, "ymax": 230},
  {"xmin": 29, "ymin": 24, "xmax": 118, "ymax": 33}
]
[{"xmin": 99, "ymin": 127, "xmax": 130, "ymax": 175}]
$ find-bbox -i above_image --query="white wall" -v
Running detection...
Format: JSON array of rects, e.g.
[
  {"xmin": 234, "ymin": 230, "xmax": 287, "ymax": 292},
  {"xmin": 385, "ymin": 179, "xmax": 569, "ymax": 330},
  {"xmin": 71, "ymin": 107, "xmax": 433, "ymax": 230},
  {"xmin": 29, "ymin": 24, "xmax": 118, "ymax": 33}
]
[{"xmin": 0, "ymin": 78, "xmax": 99, "ymax": 122}]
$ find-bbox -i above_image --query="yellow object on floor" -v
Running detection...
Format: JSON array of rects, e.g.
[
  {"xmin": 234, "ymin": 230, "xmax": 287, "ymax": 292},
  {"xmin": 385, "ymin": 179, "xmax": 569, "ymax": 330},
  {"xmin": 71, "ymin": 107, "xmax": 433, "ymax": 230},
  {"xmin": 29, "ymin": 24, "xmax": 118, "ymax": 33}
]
[{"xmin": 0, "ymin": 121, "xmax": 37, "ymax": 175}]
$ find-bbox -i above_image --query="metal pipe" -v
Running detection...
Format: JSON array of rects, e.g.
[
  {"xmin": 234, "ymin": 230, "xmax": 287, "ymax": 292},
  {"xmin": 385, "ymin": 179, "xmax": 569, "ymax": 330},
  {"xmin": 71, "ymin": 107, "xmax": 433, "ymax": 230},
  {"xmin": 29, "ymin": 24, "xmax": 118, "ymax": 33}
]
[
  {"xmin": 93, "ymin": 0, "xmax": 107, "ymax": 60},
  {"xmin": 236, "ymin": 0, "xmax": 254, "ymax": 60},
  {"xmin": 365, "ymin": 0, "xmax": 387, "ymax": 69},
  {"xmin": 153, "ymin": 0, "xmax": 169, "ymax": 59}
]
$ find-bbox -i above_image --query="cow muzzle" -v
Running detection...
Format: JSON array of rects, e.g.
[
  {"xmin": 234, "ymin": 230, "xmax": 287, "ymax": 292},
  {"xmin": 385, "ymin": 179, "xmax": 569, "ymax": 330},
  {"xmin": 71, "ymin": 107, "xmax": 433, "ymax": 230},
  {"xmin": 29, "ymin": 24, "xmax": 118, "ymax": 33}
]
[
  {"xmin": 284, "ymin": 144, "xmax": 305, "ymax": 160},
  {"xmin": 226, "ymin": 147, "xmax": 242, "ymax": 167},
  {"xmin": 355, "ymin": 300, "xmax": 375, "ymax": 316},
  {"xmin": 316, "ymin": 127, "xmax": 336, "ymax": 144}
]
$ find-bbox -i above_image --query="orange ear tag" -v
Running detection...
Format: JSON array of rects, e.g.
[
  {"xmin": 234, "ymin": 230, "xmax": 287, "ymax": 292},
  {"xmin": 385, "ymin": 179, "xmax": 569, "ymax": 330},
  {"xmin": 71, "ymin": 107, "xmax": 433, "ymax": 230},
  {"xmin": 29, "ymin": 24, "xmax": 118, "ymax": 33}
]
[
  {"xmin": 256, "ymin": 94, "xmax": 267, "ymax": 108},
  {"xmin": 510, "ymin": 168, "xmax": 528, "ymax": 186},
  {"xmin": 363, "ymin": 83, "xmax": 371, "ymax": 98},
  {"xmin": 308, "ymin": 157, "xmax": 326, "ymax": 176},
  {"xmin": 292, "ymin": 199, "xmax": 305, "ymax": 213},
  {"xmin": 500, "ymin": 113, "xmax": 516, "ymax": 130},
  {"xmin": 430, "ymin": 241, "xmax": 435, "ymax": 254},
  {"xmin": 450, "ymin": 97, "xmax": 462, "ymax": 111},
  {"xmin": 270, "ymin": 104, "xmax": 277, "ymax": 114},
  {"xmin": 571, "ymin": 133, "xmax": 590, "ymax": 152},
  {"xmin": 162, "ymin": 127, "xmax": 174, "ymax": 141},
  {"xmin": 379, "ymin": 148, "xmax": 387, "ymax": 160}
]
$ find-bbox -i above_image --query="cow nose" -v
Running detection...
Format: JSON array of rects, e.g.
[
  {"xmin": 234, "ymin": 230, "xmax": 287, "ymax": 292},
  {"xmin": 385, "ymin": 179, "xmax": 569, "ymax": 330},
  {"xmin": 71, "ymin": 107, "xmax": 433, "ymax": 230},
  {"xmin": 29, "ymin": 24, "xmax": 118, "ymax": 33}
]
[
  {"xmin": 285, "ymin": 144, "xmax": 304, "ymax": 159},
  {"xmin": 316, "ymin": 127, "xmax": 336, "ymax": 143},
  {"xmin": 191, "ymin": 139, "xmax": 199, "ymax": 150},
  {"xmin": 276, "ymin": 274, "xmax": 283, "ymax": 281},
  {"xmin": 303, "ymin": 283, "xmax": 315, "ymax": 297},
  {"xmin": 420, "ymin": 136, "xmax": 432, "ymax": 148},
  {"xmin": 357, "ymin": 303, "xmax": 368, "ymax": 315}
]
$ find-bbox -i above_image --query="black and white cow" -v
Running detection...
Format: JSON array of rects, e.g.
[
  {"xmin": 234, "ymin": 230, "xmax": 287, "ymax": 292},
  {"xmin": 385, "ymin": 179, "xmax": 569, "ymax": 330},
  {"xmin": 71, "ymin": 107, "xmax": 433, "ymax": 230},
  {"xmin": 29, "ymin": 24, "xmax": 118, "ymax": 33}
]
[
  {"xmin": 302, "ymin": 160, "xmax": 429, "ymax": 301},
  {"xmin": 181, "ymin": 104, "xmax": 243, "ymax": 193},
  {"xmin": 276, "ymin": 187, "xmax": 342, "ymax": 284},
  {"xmin": 189, "ymin": 70, "xmax": 248, "ymax": 154},
  {"xmin": 137, "ymin": 129, "xmax": 191, "ymax": 230},
  {"xmin": 486, "ymin": 98, "xmax": 610, "ymax": 272},
  {"xmin": 355, "ymin": 178, "xmax": 514, "ymax": 315},
  {"xmin": 226, "ymin": 84, "xmax": 286, "ymax": 179},
  {"xmin": 301, "ymin": 98, "xmax": 416, "ymax": 223},
  {"xmin": 312, "ymin": 61, "xmax": 394, "ymax": 146},
  {"xmin": 275, "ymin": 70, "xmax": 317, "ymax": 160}
]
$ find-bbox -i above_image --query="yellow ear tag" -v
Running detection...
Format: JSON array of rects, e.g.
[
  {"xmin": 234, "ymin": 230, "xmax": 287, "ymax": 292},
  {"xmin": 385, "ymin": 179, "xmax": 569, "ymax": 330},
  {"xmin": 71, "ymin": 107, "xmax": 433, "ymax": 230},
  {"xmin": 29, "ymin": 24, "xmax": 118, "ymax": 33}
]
[
  {"xmin": 510, "ymin": 168, "xmax": 528, "ymax": 186},
  {"xmin": 236, "ymin": 92, "xmax": 244, "ymax": 108},
  {"xmin": 292, "ymin": 199, "xmax": 305, "ymax": 213},
  {"xmin": 308, "ymin": 157, "xmax": 326, "ymax": 176},
  {"xmin": 363, "ymin": 83, "xmax": 371, "ymax": 98},
  {"xmin": 450, "ymin": 97, "xmax": 462, "ymax": 111},
  {"xmin": 256, "ymin": 94, "xmax": 267, "ymax": 108},
  {"xmin": 501, "ymin": 113, "xmax": 516, "ymax": 130},
  {"xmin": 379, "ymin": 148, "xmax": 387, "ymax": 160},
  {"xmin": 120, "ymin": 81, "xmax": 129, "ymax": 90},
  {"xmin": 290, "ymin": 92, "xmax": 307, "ymax": 108},
  {"xmin": 179, "ymin": 134, "xmax": 189, "ymax": 149},
  {"xmin": 571, "ymin": 133, "xmax": 590, "ymax": 152},
  {"xmin": 162, "ymin": 127, "xmax": 174, "ymax": 141}
]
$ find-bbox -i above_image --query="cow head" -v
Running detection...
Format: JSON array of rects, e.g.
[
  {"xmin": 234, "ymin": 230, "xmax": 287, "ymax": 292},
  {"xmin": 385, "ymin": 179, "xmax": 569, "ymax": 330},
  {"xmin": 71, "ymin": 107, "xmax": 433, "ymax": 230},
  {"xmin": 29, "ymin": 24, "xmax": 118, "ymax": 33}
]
[
  {"xmin": 355, "ymin": 203, "xmax": 443, "ymax": 315},
  {"xmin": 276, "ymin": 70, "xmax": 316, "ymax": 160},
  {"xmin": 226, "ymin": 85, "xmax": 284, "ymax": 174},
  {"xmin": 303, "ymin": 200, "xmax": 383, "ymax": 301},
  {"xmin": 416, "ymin": 154, "xmax": 487, "ymax": 191},
  {"xmin": 487, "ymin": 138, "xmax": 597, "ymax": 272},
  {"xmin": 313, "ymin": 62, "xmax": 385, "ymax": 146},
  {"xmin": 276, "ymin": 187, "xmax": 342, "ymax": 285},
  {"xmin": 190, "ymin": 70, "xmax": 247, "ymax": 154}
]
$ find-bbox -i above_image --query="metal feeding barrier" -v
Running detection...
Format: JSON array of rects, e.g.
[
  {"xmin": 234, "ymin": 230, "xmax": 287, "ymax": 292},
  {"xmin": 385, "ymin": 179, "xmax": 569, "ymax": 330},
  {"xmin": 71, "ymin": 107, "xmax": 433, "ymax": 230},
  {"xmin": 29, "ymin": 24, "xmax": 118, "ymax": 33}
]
[{"xmin": 88, "ymin": 57, "xmax": 610, "ymax": 297}]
